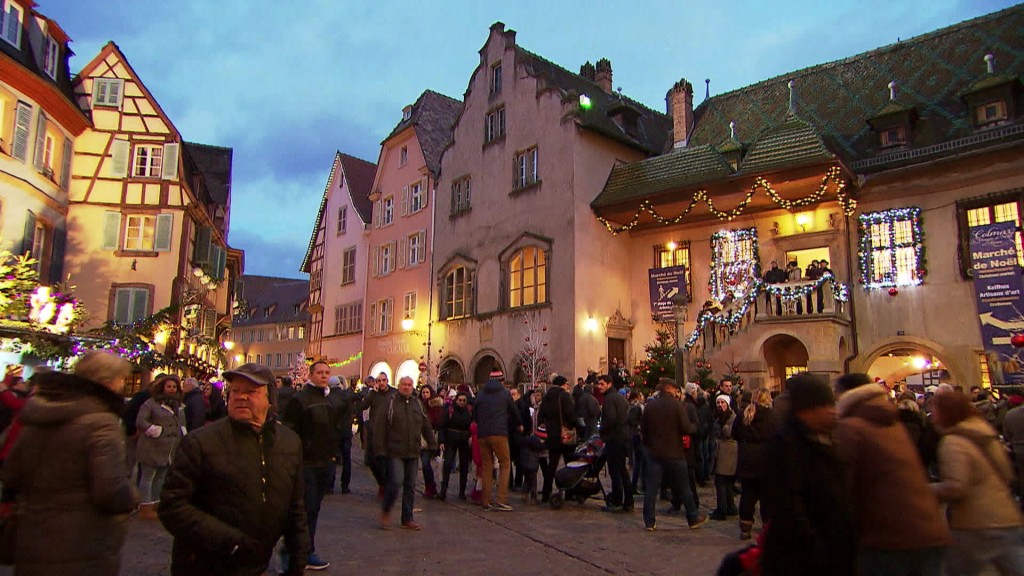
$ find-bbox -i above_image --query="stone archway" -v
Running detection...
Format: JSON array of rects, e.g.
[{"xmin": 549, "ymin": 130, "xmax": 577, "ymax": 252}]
[
  {"xmin": 470, "ymin": 350, "xmax": 505, "ymax": 387},
  {"xmin": 439, "ymin": 357, "xmax": 465, "ymax": 385},
  {"xmin": 761, "ymin": 334, "xmax": 810, "ymax": 391},
  {"xmin": 857, "ymin": 336, "xmax": 967, "ymax": 389}
]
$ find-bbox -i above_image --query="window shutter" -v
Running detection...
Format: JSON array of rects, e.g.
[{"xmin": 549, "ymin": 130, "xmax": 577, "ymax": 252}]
[
  {"xmin": 102, "ymin": 212, "xmax": 121, "ymax": 250},
  {"xmin": 418, "ymin": 230, "xmax": 427, "ymax": 263},
  {"xmin": 421, "ymin": 178, "xmax": 429, "ymax": 209},
  {"xmin": 154, "ymin": 213, "xmax": 173, "ymax": 252},
  {"xmin": 193, "ymin": 226, "xmax": 212, "ymax": 265},
  {"xmin": 398, "ymin": 237, "xmax": 408, "ymax": 269},
  {"xmin": 108, "ymin": 80, "xmax": 122, "ymax": 107},
  {"xmin": 401, "ymin": 186, "xmax": 410, "ymax": 216},
  {"xmin": 110, "ymin": 139, "xmax": 129, "ymax": 178},
  {"xmin": 389, "ymin": 241, "xmax": 398, "ymax": 272},
  {"xmin": 12, "ymin": 102, "xmax": 31, "ymax": 162},
  {"xmin": 373, "ymin": 200, "xmax": 381, "ymax": 228},
  {"xmin": 371, "ymin": 246, "xmax": 379, "ymax": 277},
  {"xmin": 215, "ymin": 245, "xmax": 227, "ymax": 280},
  {"xmin": 113, "ymin": 288, "xmax": 130, "ymax": 323},
  {"xmin": 48, "ymin": 223, "xmax": 65, "ymax": 283},
  {"xmin": 21, "ymin": 210, "xmax": 35, "ymax": 256},
  {"xmin": 132, "ymin": 289, "xmax": 149, "ymax": 323},
  {"xmin": 161, "ymin": 143, "xmax": 179, "ymax": 180},
  {"xmin": 201, "ymin": 308, "xmax": 217, "ymax": 339},
  {"xmin": 386, "ymin": 297, "xmax": 394, "ymax": 332},
  {"xmin": 32, "ymin": 110, "xmax": 46, "ymax": 170},
  {"xmin": 60, "ymin": 137, "xmax": 72, "ymax": 190},
  {"xmin": 368, "ymin": 302, "xmax": 377, "ymax": 335}
]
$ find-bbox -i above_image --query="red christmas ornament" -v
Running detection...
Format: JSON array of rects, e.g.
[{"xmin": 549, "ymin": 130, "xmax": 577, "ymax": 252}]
[
  {"xmin": 1011, "ymin": 333, "xmax": 1024, "ymax": 348},
  {"xmin": 888, "ymin": 287, "xmax": 899, "ymax": 296}
]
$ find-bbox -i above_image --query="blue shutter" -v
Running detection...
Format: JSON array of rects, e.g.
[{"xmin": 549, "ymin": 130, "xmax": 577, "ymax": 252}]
[
  {"xmin": 154, "ymin": 213, "xmax": 173, "ymax": 252},
  {"xmin": 48, "ymin": 223, "xmax": 66, "ymax": 283},
  {"xmin": 21, "ymin": 210, "xmax": 35, "ymax": 256},
  {"xmin": 113, "ymin": 288, "xmax": 130, "ymax": 324},
  {"xmin": 216, "ymin": 245, "xmax": 227, "ymax": 280}
]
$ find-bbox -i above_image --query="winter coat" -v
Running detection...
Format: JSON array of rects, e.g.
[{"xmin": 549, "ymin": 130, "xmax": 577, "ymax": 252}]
[
  {"xmin": 183, "ymin": 388, "xmax": 206, "ymax": 431},
  {"xmin": 538, "ymin": 386, "xmax": 576, "ymax": 450},
  {"xmin": 694, "ymin": 395, "xmax": 714, "ymax": 440},
  {"xmin": 931, "ymin": 416, "xmax": 1023, "ymax": 530},
  {"xmin": 136, "ymin": 397, "xmax": 186, "ymax": 467},
  {"xmin": 440, "ymin": 404, "xmax": 473, "ymax": 446},
  {"xmin": 420, "ymin": 396, "xmax": 446, "ymax": 431},
  {"xmin": 334, "ymin": 387, "xmax": 357, "ymax": 439},
  {"xmin": 713, "ymin": 409, "xmax": 737, "ymax": 476},
  {"xmin": 0, "ymin": 388, "xmax": 28, "ymax": 460},
  {"xmin": 472, "ymin": 379, "xmax": 520, "ymax": 438},
  {"xmin": 159, "ymin": 417, "xmax": 310, "ymax": 576},
  {"xmin": 0, "ymin": 372, "xmax": 137, "ymax": 576},
  {"xmin": 282, "ymin": 384, "xmax": 341, "ymax": 467},
  {"xmin": 641, "ymin": 395, "xmax": 695, "ymax": 460},
  {"xmin": 896, "ymin": 404, "xmax": 938, "ymax": 470},
  {"xmin": 372, "ymin": 392, "xmax": 436, "ymax": 459},
  {"xmin": 833, "ymin": 385, "xmax": 950, "ymax": 550},
  {"xmin": 732, "ymin": 404, "xmax": 779, "ymax": 479},
  {"xmin": 1003, "ymin": 405, "xmax": 1024, "ymax": 462},
  {"xmin": 574, "ymin": 389, "xmax": 600, "ymax": 438},
  {"xmin": 599, "ymin": 390, "xmax": 630, "ymax": 444},
  {"xmin": 761, "ymin": 419, "xmax": 855, "ymax": 576}
]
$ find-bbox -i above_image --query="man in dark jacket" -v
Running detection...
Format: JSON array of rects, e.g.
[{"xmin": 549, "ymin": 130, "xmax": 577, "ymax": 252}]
[
  {"xmin": 761, "ymin": 373, "xmax": 855, "ymax": 576},
  {"xmin": 538, "ymin": 375, "xmax": 577, "ymax": 502},
  {"xmin": 159, "ymin": 363, "xmax": 309, "ymax": 576},
  {"xmin": 373, "ymin": 376, "xmax": 436, "ymax": 530},
  {"xmin": 597, "ymin": 374, "xmax": 633, "ymax": 512},
  {"xmin": 360, "ymin": 373, "xmax": 394, "ymax": 493},
  {"xmin": 181, "ymin": 377, "xmax": 206, "ymax": 432},
  {"xmin": 333, "ymin": 377, "xmax": 357, "ymax": 494},
  {"xmin": 472, "ymin": 370, "xmax": 522, "ymax": 511},
  {"xmin": 276, "ymin": 376, "xmax": 297, "ymax": 411},
  {"xmin": 575, "ymin": 384, "xmax": 600, "ymax": 439},
  {"xmin": 281, "ymin": 361, "xmax": 338, "ymax": 570},
  {"xmin": 641, "ymin": 378, "xmax": 706, "ymax": 531}
]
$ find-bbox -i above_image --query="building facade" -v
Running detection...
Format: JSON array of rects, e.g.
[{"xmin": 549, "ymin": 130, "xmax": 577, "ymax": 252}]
[
  {"xmin": 302, "ymin": 151, "xmax": 375, "ymax": 382},
  {"xmin": 431, "ymin": 23, "xmax": 671, "ymax": 386},
  {"xmin": 363, "ymin": 90, "xmax": 460, "ymax": 385},
  {"xmin": 233, "ymin": 275, "xmax": 309, "ymax": 378}
]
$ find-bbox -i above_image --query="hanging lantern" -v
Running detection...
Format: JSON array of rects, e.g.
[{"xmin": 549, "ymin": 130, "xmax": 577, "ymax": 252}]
[
  {"xmin": 1011, "ymin": 333, "xmax": 1024, "ymax": 348},
  {"xmin": 888, "ymin": 287, "xmax": 899, "ymax": 296}
]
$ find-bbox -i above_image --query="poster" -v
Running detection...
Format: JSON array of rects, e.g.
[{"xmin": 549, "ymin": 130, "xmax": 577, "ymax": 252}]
[
  {"xmin": 969, "ymin": 221, "xmax": 1024, "ymax": 385},
  {"xmin": 648, "ymin": 265, "xmax": 688, "ymax": 322}
]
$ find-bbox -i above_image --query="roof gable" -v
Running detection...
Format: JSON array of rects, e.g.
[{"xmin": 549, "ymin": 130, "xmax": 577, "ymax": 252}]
[
  {"xmin": 300, "ymin": 152, "xmax": 377, "ymax": 272},
  {"xmin": 382, "ymin": 89, "xmax": 462, "ymax": 177}
]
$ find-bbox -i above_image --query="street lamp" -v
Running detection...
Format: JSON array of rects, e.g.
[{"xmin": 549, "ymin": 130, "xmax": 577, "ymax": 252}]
[
  {"xmin": 670, "ymin": 292, "xmax": 689, "ymax": 387},
  {"xmin": 401, "ymin": 315, "xmax": 414, "ymax": 332}
]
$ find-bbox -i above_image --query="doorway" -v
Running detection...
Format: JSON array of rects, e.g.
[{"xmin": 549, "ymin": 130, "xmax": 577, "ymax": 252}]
[
  {"xmin": 785, "ymin": 247, "xmax": 832, "ymax": 276},
  {"xmin": 607, "ymin": 338, "xmax": 626, "ymax": 373},
  {"xmin": 762, "ymin": 334, "xmax": 809, "ymax": 391}
]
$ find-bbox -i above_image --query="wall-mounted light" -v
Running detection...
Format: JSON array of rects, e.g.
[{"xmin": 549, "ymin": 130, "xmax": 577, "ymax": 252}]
[
  {"xmin": 223, "ymin": 340, "xmax": 235, "ymax": 351},
  {"xmin": 796, "ymin": 213, "xmax": 811, "ymax": 233},
  {"xmin": 585, "ymin": 316, "xmax": 599, "ymax": 332},
  {"xmin": 579, "ymin": 94, "xmax": 592, "ymax": 109},
  {"xmin": 666, "ymin": 241, "xmax": 677, "ymax": 252},
  {"xmin": 401, "ymin": 315, "xmax": 414, "ymax": 331}
]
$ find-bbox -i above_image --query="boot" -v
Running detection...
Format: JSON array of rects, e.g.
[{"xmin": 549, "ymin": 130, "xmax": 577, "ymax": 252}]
[
  {"xmin": 739, "ymin": 520, "xmax": 754, "ymax": 540},
  {"xmin": 438, "ymin": 483, "xmax": 448, "ymax": 502}
]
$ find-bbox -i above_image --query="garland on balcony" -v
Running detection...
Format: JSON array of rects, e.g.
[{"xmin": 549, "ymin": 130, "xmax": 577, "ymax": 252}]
[{"xmin": 597, "ymin": 166, "xmax": 856, "ymax": 235}]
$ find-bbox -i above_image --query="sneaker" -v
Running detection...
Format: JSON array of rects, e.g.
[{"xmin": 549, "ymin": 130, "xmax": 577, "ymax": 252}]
[
  {"xmin": 482, "ymin": 504, "xmax": 493, "ymax": 511},
  {"xmin": 645, "ymin": 524, "xmax": 657, "ymax": 532},
  {"xmin": 688, "ymin": 514, "xmax": 709, "ymax": 530},
  {"xmin": 401, "ymin": 521, "xmax": 421, "ymax": 531},
  {"xmin": 306, "ymin": 554, "xmax": 330, "ymax": 571},
  {"xmin": 492, "ymin": 503, "xmax": 513, "ymax": 512}
]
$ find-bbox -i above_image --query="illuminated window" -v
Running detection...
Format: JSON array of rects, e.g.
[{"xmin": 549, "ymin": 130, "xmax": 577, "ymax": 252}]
[
  {"xmin": 859, "ymin": 208, "xmax": 923, "ymax": 287},
  {"xmin": 443, "ymin": 266, "xmax": 473, "ymax": 320},
  {"xmin": 124, "ymin": 215, "xmax": 155, "ymax": 251},
  {"xmin": 978, "ymin": 352, "xmax": 992, "ymax": 388},
  {"xmin": 785, "ymin": 366, "xmax": 807, "ymax": 379},
  {"xmin": 654, "ymin": 241, "xmax": 692, "ymax": 299},
  {"xmin": 710, "ymin": 228, "xmax": 757, "ymax": 299},
  {"xmin": 509, "ymin": 246, "xmax": 547, "ymax": 308}
]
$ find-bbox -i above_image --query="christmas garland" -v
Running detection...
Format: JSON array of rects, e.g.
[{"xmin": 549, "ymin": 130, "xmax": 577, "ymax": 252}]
[{"xmin": 857, "ymin": 207, "xmax": 926, "ymax": 288}]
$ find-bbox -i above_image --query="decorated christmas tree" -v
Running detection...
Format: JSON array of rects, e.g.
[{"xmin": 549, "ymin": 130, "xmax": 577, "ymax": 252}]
[
  {"xmin": 289, "ymin": 351, "xmax": 310, "ymax": 384},
  {"xmin": 636, "ymin": 329, "xmax": 677, "ymax": 390},
  {"xmin": 514, "ymin": 313, "xmax": 550, "ymax": 387}
]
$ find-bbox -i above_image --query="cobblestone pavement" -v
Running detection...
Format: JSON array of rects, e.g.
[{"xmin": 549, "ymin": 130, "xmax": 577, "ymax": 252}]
[{"xmin": 117, "ymin": 450, "xmax": 748, "ymax": 576}]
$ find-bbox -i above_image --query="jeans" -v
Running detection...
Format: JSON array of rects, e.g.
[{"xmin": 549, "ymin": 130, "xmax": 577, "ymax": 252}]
[
  {"xmin": 138, "ymin": 465, "xmax": 168, "ymax": 503},
  {"xmin": 631, "ymin": 435, "xmax": 646, "ymax": 492},
  {"xmin": 303, "ymin": 466, "xmax": 331, "ymax": 553},
  {"xmin": 713, "ymin": 473, "xmax": 737, "ymax": 515},
  {"xmin": 478, "ymin": 435, "xmax": 511, "ymax": 506},
  {"xmin": 605, "ymin": 439, "xmax": 633, "ymax": 508},
  {"xmin": 946, "ymin": 527, "xmax": 1024, "ymax": 576},
  {"xmin": 384, "ymin": 457, "xmax": 418, "ymax": 523},
  {"xmin": 858, "ymin": 546, "xmax": 945, "ymax": 576},
  {"xmin": 338, "ymin": 435, "xmax": 352, "ymax": 490},
  {"xmin": 442, "ymin": 441, "xmax": 471, "ymax": 496},
  {"xmin": 643, "ymin": 453, "xmax": 699, "ymax": 528},
  {"xmin": 419, "ymin": 450, "xmax": 437, "ymax": 490},
  {"xmin": 542, "ymin": 443, "xmax": 575, "ymax": 500}
]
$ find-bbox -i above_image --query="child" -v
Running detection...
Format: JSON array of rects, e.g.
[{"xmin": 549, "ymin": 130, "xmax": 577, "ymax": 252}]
[{"xmin": 520, "ymin": 433, "xmax": 545, "ymax": 505}]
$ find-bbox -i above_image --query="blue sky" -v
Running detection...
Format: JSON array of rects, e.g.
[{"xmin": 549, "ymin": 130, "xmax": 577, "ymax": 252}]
[{"xmin": 42, "ymin": 0, "xmax": 1016, "ymax": 279}]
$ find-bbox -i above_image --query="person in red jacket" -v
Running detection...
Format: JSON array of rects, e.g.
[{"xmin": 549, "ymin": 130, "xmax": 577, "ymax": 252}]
[{"xmin": 0, "ymin": 373, "xmax": 33, "ymax": 466}]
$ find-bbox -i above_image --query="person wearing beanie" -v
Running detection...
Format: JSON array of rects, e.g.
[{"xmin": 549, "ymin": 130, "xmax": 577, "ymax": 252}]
[
  {"xmin": 538, "ymin": 374, "xmax": 576, "ymax": 503},
  {"xmin": 471, "ymin": 371, "xmax": 521, "ymax": 511},
  {"xmin": 832, "ymin": 373, "xmax": 950, "ymax": 574},
  {"xmin": 760, "ymin": 373, "xmax": 855, "ymax": 576},
  {"xmin": 710, "ymin": 393, "xmax": 738, "ymax": 520}
]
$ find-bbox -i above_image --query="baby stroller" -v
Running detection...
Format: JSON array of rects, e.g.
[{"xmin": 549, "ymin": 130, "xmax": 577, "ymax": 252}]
[{"xmin": 550, "ymin": 436, "xmax": 607, "ymax": 509}]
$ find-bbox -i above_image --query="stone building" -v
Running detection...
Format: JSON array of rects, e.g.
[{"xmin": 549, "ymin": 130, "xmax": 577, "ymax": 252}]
[{"xmin": 233, "ymin": 274, "xmax": 309, "ymax": 378}]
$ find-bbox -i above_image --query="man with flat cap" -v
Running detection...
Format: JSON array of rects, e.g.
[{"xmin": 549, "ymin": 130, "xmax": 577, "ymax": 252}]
[{"xmin": 159, "ymin": 363, "xmax": 309, "ymax": 576}]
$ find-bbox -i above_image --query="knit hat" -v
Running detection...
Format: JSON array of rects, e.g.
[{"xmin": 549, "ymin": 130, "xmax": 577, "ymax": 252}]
[
  {"xmin": 786, "ymin": 373, "xmax": 834, "ymax": 414},
  {"xmin": 835, "ymin": 373, "xmax": 872, "ymax": 394},
  {"xmin": 716, "ymin": 394, "xmax": 732, "ymax": 406}
]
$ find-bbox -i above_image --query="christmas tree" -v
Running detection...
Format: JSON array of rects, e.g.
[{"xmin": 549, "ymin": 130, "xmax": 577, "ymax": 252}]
[
  {"xmin": 636, "ymin": 329, "xmax": 677, "ymax": 390},
  {"xmin": 289, "ymin": 352, "xmax": 310, "ymax": 384}
]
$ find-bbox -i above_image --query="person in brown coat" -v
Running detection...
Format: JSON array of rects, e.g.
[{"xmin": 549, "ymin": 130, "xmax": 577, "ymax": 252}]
[
  {"xmin": 833, "ymin": 373, "xmax": 950, "ymax": 575},
  {"xmin": 0, "ymin": 352, "xmax": 138, "ymax": 576}
]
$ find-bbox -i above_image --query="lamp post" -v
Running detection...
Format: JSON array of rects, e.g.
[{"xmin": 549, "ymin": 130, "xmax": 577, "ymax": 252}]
[{"xmin": 671, "ymin": 292, "xmax": 689, "ymax": 387}]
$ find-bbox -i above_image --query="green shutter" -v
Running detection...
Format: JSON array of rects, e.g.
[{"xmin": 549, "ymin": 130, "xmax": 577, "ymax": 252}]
[
  {"xmin": 154, "ymin": 213, "xmax": 173, "ymax": 252},
  {"xmin": 131, "ymin": 289, "xmax": 149, "ymax": 323},
  {"xmin": 113, "ymin": 288, "xmax": 130, "ymax": 324},
  {"xmin": 193, "ymin": 226, "xmax": 212, "ymax": 265},
  {"xmin": 60, "ymin": 137, "xmax": 72, "ymax": 190},
  {"xmin": 32, "ymin": 110, "xmax": 46, "ymax": 170},
  {"xmin": 102, "ymin": 211, "xmax": 121, "ymax": 250},
  {"xmin": 21, "ymin": 210, "xmax": 35, "ymax": 256},
  {"xmin": 48, "ymin": 223, "xmax": 66, "ymax": 283},
  {"xmin": 161, "ymin": 143, "xmax": 179, "ymax": 180},
  {"xmin": 110, "ymin": 139, "xmax": 129, "ymax": 178},
  {"xmin": 12, "ymin": 102, "xmax": 31, "ymax": 162}
]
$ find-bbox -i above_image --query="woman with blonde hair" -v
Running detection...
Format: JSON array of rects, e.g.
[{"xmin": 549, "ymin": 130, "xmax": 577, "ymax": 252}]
[
  {"xmin": 135, "ymin": 374, "xmax": 185, "ymax": 518},
  {"xmin": 1, "ymin": 351, "xmax": 137, "ymax": 575},
  {"xmin": 731, "ymin": 387, "xmax": 779, "ymax": 539}
]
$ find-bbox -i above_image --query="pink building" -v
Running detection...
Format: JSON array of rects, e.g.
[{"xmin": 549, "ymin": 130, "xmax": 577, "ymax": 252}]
[{"xmin": 363, "ymin": 90, "xmax": 460, "ymax": 384}]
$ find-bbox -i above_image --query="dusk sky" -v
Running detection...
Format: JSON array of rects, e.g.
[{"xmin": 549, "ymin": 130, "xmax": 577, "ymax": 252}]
[{"xmin": 43, "ymin": 0, "xmax": 1016, "ymax": 279}]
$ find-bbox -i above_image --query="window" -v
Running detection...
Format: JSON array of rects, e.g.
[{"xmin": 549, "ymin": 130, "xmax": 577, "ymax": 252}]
[
  {"xmin": 404, "ymin": 230, "xmax": 426, "ymax": 267},
  {"xmin": 410, "ymin": 181, "xmax": 426, "ymax": 214},
  {"xmin": 375, "ymin": 242, "xmax": 395, "ymax": 276},
  {"xmin": 491, "ymin": 62, "xmax": 502, "ymax": 94},
  {"xmin": 370, "ymin": 298, "xmax": 393, "ymax": 334},
  {"xmin": 111, "ymin": 286, "xmax": 150, "ymax": 325},
  {"xmin": 334, "ymin": 301, "xmax": 363, "ymax": 335},
  {"xmin": 785, "ymin": 366, "xmax": 808, "ymax": 379},
  {"xmin": 964, "ymin": 199, "xmax": 1024, "ymax": 268},
  {"xmin": 298, "ymin": 326, "xmax": 304, "ymax": 339},
  {"xmin": 257, "ymin": 329, "xmax": 264, "ymax": 343},
  {"xmin": 92, "ymin": 78, "xmax": 124, "ymax": 108},
  {"xmin": 859, "ymin": 208, "xmax": 923, "ymax": 287},
  {"xmin": 399, "ymin": 146, "xmax": 408, "ymax": 166},
  {"xmin": 509, "ymin": 246, "xmax": 547, "ymax": 308},
  {"xmin": 382, "ymin": 196, "xmax": 394, "ymax": 226},
  {"xmin": 337, "ymin": 206, "xmax": 347, "ymax": 235},
  {"xmin": 451, "ymin": 176, "xmax": 472, "ymax": 216},
  {"xmin": 485, "ymin": 106, "xmax": 505, "ymax": 143},
  {"xmin": 514, "ymin": 147, "xmax": 539, "ymax": 189},
  {"xmin": 276, "ymin": 353, "xmax": 282, "ymax": 368},
  {"xmin": 30, "ymin": 221, "xmax": 45, "ymax": 273},
  {"xmin": 443, "ymin": 266, "xmax": 473, "ymax": 320},
  {"xmin": 880, "ymin": 126, "xmax": 906, "ymax": 148},
  {"xmin": 654, "ymin": 241, "xmax": 693, "ymax": 299},
  {"xmin": 124, "ymin": 215, "xmax": 155, "ymax": 251},
  {"xmin": 246, "ymin": 355, "xmax": 252, "ymax": 364},
  {"xmin": 978, "ymin": 352, "xmax": 992, "ymax": 388},
  {"xmin": 403, "ymin": 292, "xmax": 417, "ymax": 324},
  {"xmin": 976, "ymin": 100, "xmax": 1008, "ymax": 127},
  {"xmin": 287, "ymin": 352, "xmax": 293, "ymax": 367},
  {"xmin": 288, "ymin": 326, "xmax": 295, "ymax": 340},
  {"xmin": 42, "ymin": 134, "xmax": 54, "ymax": 174},
  {"xmin": 42, "ymin": 37, "xmax": 58, "ymax": 79},
  {"xmin": 256, "ymin": 354, "xmax": 262, "ymax": 365},
  {"xmin": 133, "ymin": 145, "xmax": 163, "ymax": 178},
  {"xmin": 710, "ymin": 228, "xmax": 758, "ymax": 300},
  {"xmin": 1, "ymin": 1, "xmax": 22, "ymax": 47},
  {"xmin": 115, "ymin": 213, "xmax": 173, "ymax": 252},
  {"xmin": 341, "ymin": 247, "xmax": 356, "ymax": 284}
]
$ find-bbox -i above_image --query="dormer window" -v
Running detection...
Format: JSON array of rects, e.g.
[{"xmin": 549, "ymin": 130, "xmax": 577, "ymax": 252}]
[
  {"xmin": 42, "ymin": 37, "xmax": 59, "ymax": 79},
  {"xmin": 0, "ymin": 1, "xmax": 23, "ymax": 48},
  {"xmin": 976, "ymin": 100, "xmax": 1008, "ymax": 127},
  {"xmin": 402, "ymin": 105, "xmax": 412, "ymax": 121},
  {"xmin": 880, "ymin": 125, "xmax": 907, "ymax": 149}
]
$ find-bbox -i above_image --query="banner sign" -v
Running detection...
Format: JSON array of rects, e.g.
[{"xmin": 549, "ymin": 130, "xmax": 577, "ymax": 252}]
[
  {"xmin": 970, "ymin": 221, "xmax": 1024, "ymax": 385},
  {"xmin": 649, "ymin": 266, "xmax": 688, "ymax": 322}
]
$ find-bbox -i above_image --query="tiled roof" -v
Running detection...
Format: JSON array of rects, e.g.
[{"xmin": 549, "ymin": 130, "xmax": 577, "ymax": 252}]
[
  {"xmin": 515, "ymin": 48, "xmax": 673, "ymax": 156},
  {"xmin": 183, "ymin": 142, "xmax": 232, "ymax": 206},
  {"xmin": 1, "ymin": 9, "xmax": 80, "ymax": 117},
  {"xmin": 299, "ymin": 152, "xmax": 377, "ymax": 272},
  {"xmin": 595, "ymin": 145, "xmax": 734, "ymax": 208},
  {"xmin": 382, "ymin": 89, "xmax": 462, "ymax": 177},
  {"xmin": 593, "ymin": 4, "xmax": 1024, "ymax": 209},
  {"xmin": 234, "ymin": 275, "xmax": 309, "ymax": 327}
]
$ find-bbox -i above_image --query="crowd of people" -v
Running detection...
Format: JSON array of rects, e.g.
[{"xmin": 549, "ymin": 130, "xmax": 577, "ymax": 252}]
[{"xmin": 0, "ymin": 355, "xmax": 1021, "ymax": 575}]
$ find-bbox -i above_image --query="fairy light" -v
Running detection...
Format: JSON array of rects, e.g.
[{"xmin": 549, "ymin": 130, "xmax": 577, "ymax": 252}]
[{"xmin": 857, "ymin": 207, "xmax": 925, "ymax": 289}]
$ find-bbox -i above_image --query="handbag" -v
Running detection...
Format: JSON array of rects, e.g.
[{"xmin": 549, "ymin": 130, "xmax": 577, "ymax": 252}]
[{"xmin": 558, "ymin": 395, "xmax": 577, "ymax": 446}]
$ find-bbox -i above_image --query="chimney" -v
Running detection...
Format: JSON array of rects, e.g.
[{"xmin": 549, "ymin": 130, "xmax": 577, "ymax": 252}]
[
  {"xmin": 668, "ymin": 79, "xmax": 694, "ymax": 149},
  {"xmin": 595, "ymin": 58, "xmax": 613, "ymax": 94},
  {"xmin": 579, "ymin": 61, "xmax": 596, "ymax": 82}
]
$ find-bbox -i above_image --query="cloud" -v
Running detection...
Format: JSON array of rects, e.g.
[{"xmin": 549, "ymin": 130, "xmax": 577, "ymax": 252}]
[{"xmin": 231, "ymin": 229, "xmax": 308, "ymax": 279}]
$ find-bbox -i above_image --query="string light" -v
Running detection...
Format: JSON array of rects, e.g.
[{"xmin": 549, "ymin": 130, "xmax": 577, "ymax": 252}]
[
  {"xmin": 857, "ymin": 207, "xmax": 926, "ymax": 289},
  {"xmin": 597, "ymin": 166, "xmax": 855, "ymax": 235}
]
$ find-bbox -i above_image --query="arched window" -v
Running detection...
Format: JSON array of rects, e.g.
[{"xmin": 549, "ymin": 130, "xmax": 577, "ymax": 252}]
[
  {"xmin": 509, "ymin": 246, "xmax": 546, "ymax": 308},
  {"xmin": 443, "ymin": 265, "xmax": 473, "ymax": 319}
]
